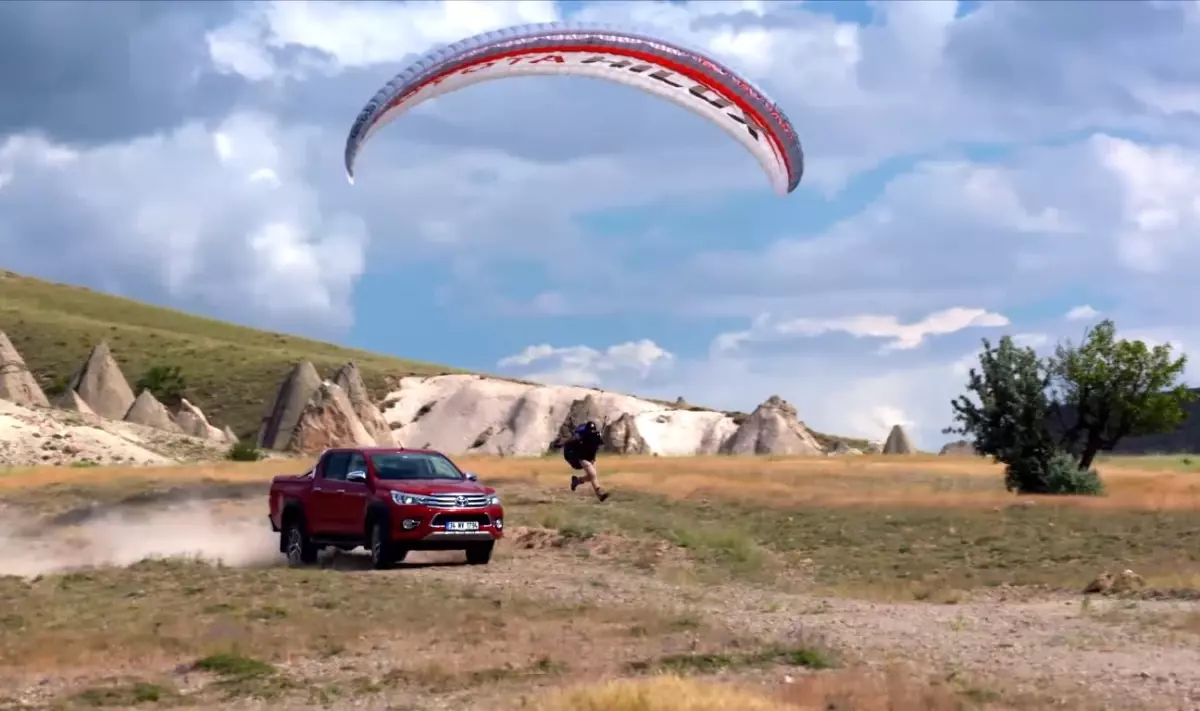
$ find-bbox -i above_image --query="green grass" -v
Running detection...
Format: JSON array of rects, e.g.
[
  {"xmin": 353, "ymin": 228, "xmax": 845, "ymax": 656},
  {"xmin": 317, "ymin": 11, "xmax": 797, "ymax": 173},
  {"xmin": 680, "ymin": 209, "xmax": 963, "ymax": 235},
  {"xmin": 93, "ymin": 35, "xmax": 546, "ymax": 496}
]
[
  {"xmin": 1096, "ymin": 453, "xmax": 1200, "ymax": 473},
  {"xmin": 0, "ymin": 270, "xmax": 460, "ymax": 439},
  {"xmin": 507, "ymin": 488, "xmax": 1200, "ymax": 595},
  {"xmin": 628, "ymin": 644, "xmax": 836, "ymax": 675}
]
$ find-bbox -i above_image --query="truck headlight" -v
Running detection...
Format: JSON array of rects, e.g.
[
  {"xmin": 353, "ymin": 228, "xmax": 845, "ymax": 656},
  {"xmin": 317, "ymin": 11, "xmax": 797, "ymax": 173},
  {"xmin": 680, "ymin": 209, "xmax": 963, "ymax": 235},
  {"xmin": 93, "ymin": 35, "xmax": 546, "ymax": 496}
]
[
  {"xmin": 488, "ymin": 495, "xmax": 501, "ymax": 506},
  {"xmin": 391, "ymin": 491, "xmax": 426, "ymax": 506}
]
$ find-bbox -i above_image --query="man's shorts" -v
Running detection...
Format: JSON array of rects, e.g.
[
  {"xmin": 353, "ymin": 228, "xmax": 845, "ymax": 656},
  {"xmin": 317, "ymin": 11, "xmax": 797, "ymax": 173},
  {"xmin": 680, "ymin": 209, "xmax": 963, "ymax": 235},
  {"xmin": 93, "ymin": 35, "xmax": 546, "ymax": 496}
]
[{"xmin": 566, "ymin": 456, "xmax": 586, "ymax": 471}]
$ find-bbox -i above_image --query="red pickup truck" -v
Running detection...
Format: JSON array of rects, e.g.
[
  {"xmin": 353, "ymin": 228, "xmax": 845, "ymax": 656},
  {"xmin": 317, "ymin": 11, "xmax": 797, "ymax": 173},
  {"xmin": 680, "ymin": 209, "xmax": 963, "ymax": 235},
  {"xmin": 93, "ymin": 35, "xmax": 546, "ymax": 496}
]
[{"xmin": 268, "ymin": 447, "xmax": 504, "ymax": 569}]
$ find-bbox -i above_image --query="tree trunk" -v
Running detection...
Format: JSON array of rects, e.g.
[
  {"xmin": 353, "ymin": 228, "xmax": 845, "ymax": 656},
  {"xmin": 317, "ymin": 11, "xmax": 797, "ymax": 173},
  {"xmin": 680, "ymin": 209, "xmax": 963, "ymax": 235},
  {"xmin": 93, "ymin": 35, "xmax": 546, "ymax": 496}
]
[{"xmin": 1079, "ymin": 437, "xmax": 1102, "ymax": 470}]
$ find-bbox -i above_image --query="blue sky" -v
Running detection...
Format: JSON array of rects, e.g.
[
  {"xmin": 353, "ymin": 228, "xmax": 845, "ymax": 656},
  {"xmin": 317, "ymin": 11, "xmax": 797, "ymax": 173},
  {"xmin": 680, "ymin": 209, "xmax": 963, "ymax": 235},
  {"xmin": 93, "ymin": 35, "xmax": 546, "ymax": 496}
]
[{"xmin": 2, "ymin": 0, "xmax": 1199, "ymax": 449}]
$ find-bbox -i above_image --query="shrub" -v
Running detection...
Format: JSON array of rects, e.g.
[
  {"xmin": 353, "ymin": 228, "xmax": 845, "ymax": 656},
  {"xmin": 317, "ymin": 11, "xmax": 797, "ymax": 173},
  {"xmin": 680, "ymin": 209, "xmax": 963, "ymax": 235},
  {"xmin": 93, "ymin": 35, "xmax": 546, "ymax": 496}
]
[
  {"xmin": 227, "ymin": 440, "xmax": 263, "ymax": 462},
  {"xmin": 1005, "ymin": 449, "xmax": 1104, "ymax": 496},
  {"xmin": 136, "ymin": 364, "xmax": 187, "ymax": 408}
]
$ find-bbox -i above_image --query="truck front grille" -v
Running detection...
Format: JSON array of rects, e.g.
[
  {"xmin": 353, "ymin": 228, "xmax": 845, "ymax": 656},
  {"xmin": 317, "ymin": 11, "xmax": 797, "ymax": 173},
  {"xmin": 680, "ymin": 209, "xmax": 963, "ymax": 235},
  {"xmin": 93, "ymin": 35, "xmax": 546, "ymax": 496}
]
[{"xmin": 424, "ymin": 493, "xmax": 490, "ymax": 509}]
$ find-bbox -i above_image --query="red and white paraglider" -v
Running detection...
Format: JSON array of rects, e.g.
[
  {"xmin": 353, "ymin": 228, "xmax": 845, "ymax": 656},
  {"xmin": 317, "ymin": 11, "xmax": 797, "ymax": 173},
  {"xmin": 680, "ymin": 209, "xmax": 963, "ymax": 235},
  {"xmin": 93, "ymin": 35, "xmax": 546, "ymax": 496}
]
[{"xmin": 344, "ymin": 21, "xmax": 804, "ymax": 196}]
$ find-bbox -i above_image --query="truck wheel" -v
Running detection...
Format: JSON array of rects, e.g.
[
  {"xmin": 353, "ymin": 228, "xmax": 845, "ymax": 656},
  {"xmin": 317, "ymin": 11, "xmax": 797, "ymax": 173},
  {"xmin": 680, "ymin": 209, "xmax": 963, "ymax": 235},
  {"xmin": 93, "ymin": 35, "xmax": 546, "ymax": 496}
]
[
  {"xmin": 465, "ymin": 542, "xmax": 494, "ymax": 566},
  {"xmin": 284, "ymin": 519, "xmax": 317, "ymax": 567},
  {"xmin": 369, "ymin": 520, "xmax": 400, "ymax": 570}
]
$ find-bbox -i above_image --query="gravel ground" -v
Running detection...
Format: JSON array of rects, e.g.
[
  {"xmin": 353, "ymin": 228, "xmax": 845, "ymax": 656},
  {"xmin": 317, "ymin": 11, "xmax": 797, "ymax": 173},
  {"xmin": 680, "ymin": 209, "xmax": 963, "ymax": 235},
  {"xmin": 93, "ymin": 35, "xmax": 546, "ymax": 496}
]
[{"xmin": 401, "ymin": 547, "xmax": 1200, "ymax": 711}]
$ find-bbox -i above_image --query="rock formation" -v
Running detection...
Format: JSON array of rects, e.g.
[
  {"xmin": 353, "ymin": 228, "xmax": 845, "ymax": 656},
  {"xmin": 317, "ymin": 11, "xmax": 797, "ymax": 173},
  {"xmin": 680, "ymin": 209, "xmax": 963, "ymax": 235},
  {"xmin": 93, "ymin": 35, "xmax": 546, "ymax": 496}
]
[
  {"xmin": 720, "ymin": 395, "xmax": 823, "ymax": 455},
  {"xmin": 174, "ymin": 398, "xmax": 229, "ymax": 442},
  {"xmin": 939, "ymin": 439, "xmax": 974, "ymax": 456},
  {"xmin": 124, "ymin": 390, "xmax": 182, "ymax": 432},
  {"xmin": 53, "ymin": 390, "xmax": 96, "ymax": 415},
  {"xmin": 332, "ymin": 361, "xmax": 394, "ymax": 446},
  {"xmin": 831, "ymin": 441, "xmax": 863, "ymax": 456},
  {"xmin": 222, "ymin": 425, "xmax": 239, "ymax": 443},
  {"xmin": 603, "ymin": 413, "xmax": 650, "ymax": 454},
  {"xmin": 552, "ymin": 394, "xmax": 610, "ymax": 449},
  {"xmin": 0, "ymin": 331, "xmax": 49, "ymax": 407},
  {"xmin": 287, "ymin": 381, "xmax": 376, "ymax": 455},
  {"xmin": 882, "ymin": 424, "xmax": 914, "ymax": 454},
  {"xmin": 257, "ymin": 361, "xmax": 322, "ymax": 450},
  {"xmin": 865, "ymin": 441, "xmax": 883, "ymax": 454},
  {"xmin": 66, "ymin": 341, "xmax": 135, "ymax": 420}
]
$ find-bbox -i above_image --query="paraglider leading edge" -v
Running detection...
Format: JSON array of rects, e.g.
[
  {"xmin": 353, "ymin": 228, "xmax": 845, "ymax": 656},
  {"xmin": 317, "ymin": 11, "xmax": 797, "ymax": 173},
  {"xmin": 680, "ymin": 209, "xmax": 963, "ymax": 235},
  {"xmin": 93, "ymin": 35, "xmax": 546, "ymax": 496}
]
[{"xmin": 344, "ymin": 21, "xmax": 804, "ymax": 196}]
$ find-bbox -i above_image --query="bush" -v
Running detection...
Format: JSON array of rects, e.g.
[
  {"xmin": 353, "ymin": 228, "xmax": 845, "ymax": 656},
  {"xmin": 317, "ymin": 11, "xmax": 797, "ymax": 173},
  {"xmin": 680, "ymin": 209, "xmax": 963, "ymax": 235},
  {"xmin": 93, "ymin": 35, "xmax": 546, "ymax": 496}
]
[
  {"xmin": 136, "ymin": 364, "xmax": 187, "ymax": 408},
  {"xmin": 227, "ymin": 440, "xmax": 263, "ymax": 462},
  {"xmin": 1005, "ymin": 449, "xmax": 1105, "ymax": 496}
]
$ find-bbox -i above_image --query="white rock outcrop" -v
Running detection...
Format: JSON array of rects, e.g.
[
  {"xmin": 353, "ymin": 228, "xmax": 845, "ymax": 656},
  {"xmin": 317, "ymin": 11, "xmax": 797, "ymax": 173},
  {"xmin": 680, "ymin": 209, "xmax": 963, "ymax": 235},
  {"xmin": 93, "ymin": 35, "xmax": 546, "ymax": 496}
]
[
  {"xmin": 174, "ymin": 398, "xmax": 230, "ymax": 443},
  {"xmin": 380, "ymin": 375, "xmax": 819, "ymax": 456},
  {"xmin": 0, "ymin": 331, "xmax": 49, "ymax": 408}
]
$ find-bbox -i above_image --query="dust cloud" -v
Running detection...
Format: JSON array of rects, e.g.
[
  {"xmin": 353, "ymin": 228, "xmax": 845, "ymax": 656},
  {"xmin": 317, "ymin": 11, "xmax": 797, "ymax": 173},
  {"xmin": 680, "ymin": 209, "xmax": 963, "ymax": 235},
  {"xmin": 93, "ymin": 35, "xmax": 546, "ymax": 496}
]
[{"xmin": 0, "ymin": 502, "xmax": 281, "ymax": 577}]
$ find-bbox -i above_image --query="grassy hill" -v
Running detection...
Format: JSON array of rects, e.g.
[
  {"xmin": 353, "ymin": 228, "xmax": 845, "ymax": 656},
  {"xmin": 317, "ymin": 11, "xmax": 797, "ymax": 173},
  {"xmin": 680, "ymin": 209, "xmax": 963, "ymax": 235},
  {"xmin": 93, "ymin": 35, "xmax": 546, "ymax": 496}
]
[
  {"xmin": 0, "ymin": 270, "xmax": 463, "ymax": 438},
  {"xmin": 0, "ymin": 270, "xmax": 870, "ymax": 450}
]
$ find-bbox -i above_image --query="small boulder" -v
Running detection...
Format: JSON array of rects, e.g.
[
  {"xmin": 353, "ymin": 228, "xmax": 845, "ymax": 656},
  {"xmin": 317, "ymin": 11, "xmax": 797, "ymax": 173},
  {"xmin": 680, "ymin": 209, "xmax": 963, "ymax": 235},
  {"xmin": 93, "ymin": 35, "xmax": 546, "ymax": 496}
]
[
  {"xmin": 1084, "ymin": 569, "xmax": 1145, "ymax": 595},
  {"xmin": 222, "ymin": 425, "xmax": 239, "ymax": 444},
  {"xmin": 882, "ymin": 424, "xmax": 914, "ymax": 454}
]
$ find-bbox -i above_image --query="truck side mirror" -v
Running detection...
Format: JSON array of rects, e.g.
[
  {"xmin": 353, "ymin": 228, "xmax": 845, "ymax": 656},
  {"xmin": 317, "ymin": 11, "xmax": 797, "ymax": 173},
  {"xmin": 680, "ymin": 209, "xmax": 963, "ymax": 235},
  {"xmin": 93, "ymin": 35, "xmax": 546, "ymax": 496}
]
[
  {"xmin": 464, "ymin": 471, "xmax": 478, "ymax": 482},
  {"xmin": 347, "ymin": 470, "xmax": 367, "ymax": 483}
]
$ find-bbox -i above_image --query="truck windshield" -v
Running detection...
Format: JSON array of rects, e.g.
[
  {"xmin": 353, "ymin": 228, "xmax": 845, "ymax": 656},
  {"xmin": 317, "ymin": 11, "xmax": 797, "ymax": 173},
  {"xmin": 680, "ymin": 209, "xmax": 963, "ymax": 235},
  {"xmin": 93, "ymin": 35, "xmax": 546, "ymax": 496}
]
[{"xmin": 369, "ymin": 452, "xmax": 465, "ymax": 481}]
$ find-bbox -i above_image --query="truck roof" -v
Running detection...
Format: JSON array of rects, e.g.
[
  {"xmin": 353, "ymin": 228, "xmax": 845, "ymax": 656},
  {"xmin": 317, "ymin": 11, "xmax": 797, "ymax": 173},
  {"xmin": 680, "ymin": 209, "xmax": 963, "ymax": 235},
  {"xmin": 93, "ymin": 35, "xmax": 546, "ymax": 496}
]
[{"xmin": 318, "ymin": 446, "xmax": 446, "ymax": 456}]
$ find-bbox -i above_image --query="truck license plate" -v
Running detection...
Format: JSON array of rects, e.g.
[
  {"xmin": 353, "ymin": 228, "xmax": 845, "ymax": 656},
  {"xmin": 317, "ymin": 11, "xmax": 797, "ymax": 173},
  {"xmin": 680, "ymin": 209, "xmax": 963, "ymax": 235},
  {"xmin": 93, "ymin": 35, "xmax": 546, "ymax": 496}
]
[{"xmin": 446, "ymin": 521, "xmax": 479, "ymax": 531}]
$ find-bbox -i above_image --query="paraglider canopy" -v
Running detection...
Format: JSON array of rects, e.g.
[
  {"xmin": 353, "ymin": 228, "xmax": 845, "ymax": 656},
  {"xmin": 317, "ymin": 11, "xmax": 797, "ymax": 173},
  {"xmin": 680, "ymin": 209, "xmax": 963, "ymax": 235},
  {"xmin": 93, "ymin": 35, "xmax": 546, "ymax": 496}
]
[{"xmin": 344, "ymin": 21, "xmax": 804, "ymax": 196}]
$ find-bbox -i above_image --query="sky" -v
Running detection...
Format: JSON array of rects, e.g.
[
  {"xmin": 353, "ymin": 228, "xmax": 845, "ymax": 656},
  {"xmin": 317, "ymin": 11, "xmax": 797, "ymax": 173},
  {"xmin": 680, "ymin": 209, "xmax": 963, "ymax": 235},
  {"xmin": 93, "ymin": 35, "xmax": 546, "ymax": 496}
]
[{"xmin": 2, "ymin": 0, "xmax": 1199, "ymax": 450}]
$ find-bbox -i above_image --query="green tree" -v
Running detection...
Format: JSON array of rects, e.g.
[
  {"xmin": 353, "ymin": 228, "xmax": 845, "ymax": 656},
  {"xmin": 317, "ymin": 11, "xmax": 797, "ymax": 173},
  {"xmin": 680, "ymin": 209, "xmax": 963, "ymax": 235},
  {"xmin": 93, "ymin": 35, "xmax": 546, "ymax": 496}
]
[
  {"xmin": 1049, "ymin": 319, "xmax": 1195, "ymax": 470},
  {"xmin": 136, "ymin": 364, "xmax": 187, "ymax": 408},
  {"xmin": 944, "ymin": 335, "xmax": 1062, "ymax": 493},
  {"xmin": 947, "ymin": 320, "xmax": 1194, "ymax": 495}
]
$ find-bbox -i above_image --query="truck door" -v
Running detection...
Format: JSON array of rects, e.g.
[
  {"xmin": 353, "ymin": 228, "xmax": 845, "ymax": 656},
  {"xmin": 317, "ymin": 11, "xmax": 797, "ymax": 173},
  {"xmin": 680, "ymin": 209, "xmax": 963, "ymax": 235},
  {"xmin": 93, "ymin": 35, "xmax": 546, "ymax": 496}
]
[
  {"xmin": 340, "ymin": 452, "xmax": 371, "ymax": 535},
  {"xmin": 310, "ymin": 451, "xmax": 351, "ymax": 536}
]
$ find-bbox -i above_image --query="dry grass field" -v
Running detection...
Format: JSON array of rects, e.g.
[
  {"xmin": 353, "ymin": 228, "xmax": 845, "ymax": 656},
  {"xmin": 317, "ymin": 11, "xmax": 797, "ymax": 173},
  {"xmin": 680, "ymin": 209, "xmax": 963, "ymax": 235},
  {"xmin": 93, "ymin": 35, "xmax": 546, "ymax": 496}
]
[{"xmin": 2, "ymin": 453, "xmax": 1200, "ymax": 711}]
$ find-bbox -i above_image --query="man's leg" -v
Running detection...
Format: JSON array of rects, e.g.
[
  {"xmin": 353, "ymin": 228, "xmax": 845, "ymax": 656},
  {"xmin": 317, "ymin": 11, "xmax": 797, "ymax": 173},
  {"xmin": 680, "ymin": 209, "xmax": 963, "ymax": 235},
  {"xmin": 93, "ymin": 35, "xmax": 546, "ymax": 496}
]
[{"xmin": 580, "ymin": 461, "xmax": 608, "ymax": 501}]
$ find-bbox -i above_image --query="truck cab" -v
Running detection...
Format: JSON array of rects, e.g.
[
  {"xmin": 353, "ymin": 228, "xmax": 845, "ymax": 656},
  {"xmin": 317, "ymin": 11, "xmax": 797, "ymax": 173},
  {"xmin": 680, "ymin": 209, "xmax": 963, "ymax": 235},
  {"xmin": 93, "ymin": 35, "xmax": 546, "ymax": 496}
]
[{"xmin": 268, "ymin": 447, "xmax": 504, "ymax": 569}]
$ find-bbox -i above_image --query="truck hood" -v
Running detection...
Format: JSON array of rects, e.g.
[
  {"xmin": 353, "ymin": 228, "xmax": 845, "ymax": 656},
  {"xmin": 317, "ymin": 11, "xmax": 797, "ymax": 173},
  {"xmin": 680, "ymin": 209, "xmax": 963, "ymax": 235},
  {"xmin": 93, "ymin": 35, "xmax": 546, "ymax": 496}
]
[{"xmin": 376, "ymin": 479, "xmax": 493, "ymax": 495}]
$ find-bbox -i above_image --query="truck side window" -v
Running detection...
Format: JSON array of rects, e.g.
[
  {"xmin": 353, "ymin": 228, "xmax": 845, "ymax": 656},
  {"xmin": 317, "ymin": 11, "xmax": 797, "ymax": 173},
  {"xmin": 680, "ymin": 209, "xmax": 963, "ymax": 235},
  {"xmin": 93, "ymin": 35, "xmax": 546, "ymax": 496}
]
[
  {"xmin": 323, "ymin": 452, "xmax": 351, "ymax": 481},
  {"xmin": 347, "ymin": 453, "xmax": 367, "ymax": 477}
]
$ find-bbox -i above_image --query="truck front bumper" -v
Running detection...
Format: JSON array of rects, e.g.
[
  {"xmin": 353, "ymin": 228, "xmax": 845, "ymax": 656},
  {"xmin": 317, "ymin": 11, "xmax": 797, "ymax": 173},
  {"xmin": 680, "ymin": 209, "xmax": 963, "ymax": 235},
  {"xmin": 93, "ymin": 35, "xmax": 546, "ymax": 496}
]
[{"xmin": 389, "ymin": 504, "xmax": 504, "ymax": 548}]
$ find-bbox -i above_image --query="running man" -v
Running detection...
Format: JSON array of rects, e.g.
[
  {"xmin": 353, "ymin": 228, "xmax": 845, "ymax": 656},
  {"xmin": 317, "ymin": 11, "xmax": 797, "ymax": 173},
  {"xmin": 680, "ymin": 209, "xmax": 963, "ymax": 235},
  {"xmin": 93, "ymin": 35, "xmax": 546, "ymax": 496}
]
[{"xmin": 563, "ymin": 420, "xmax": 609, "ymax": 502}]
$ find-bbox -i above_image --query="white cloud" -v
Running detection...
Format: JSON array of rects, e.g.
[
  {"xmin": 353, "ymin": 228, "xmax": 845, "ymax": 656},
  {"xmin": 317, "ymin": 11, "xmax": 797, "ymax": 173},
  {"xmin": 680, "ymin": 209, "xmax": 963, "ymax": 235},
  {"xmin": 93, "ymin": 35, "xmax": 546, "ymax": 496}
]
[
  {"xmin": 1013, "ymin": 332, "xmax": 1050, "ymax": 349},
  {"xmin": 0, "ymin": 113, "xmax": 366, "ymax": 331},
  {"xmin": 207, "ymin": 0, "xmax": 559, "ymax": 80},
  {"xmin": 715, "ymin": 307, "xmax": 1008, "ymax": 354},
  {"xmin": 498, "ymin": 339, "xmax": 675, "ymax": 387},
  {"xmin": 1065, "ymin": 305, "xmax": 1100, "ymax": 321}
]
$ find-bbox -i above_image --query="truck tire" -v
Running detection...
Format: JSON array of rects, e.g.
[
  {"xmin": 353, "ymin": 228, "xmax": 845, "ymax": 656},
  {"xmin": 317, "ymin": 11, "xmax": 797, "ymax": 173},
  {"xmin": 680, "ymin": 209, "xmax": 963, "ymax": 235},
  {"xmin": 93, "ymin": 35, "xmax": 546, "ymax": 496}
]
[
  {"xmin": 369, "ymin": 519, "xmax": 404, "ymax": 570},
  {"xmin": 284, "ymin": 517, "xmax": 318, "ymax": 567},
  {"xmin": 465, "ymin": 541, "xmax": 494, "ymax": 566}
]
